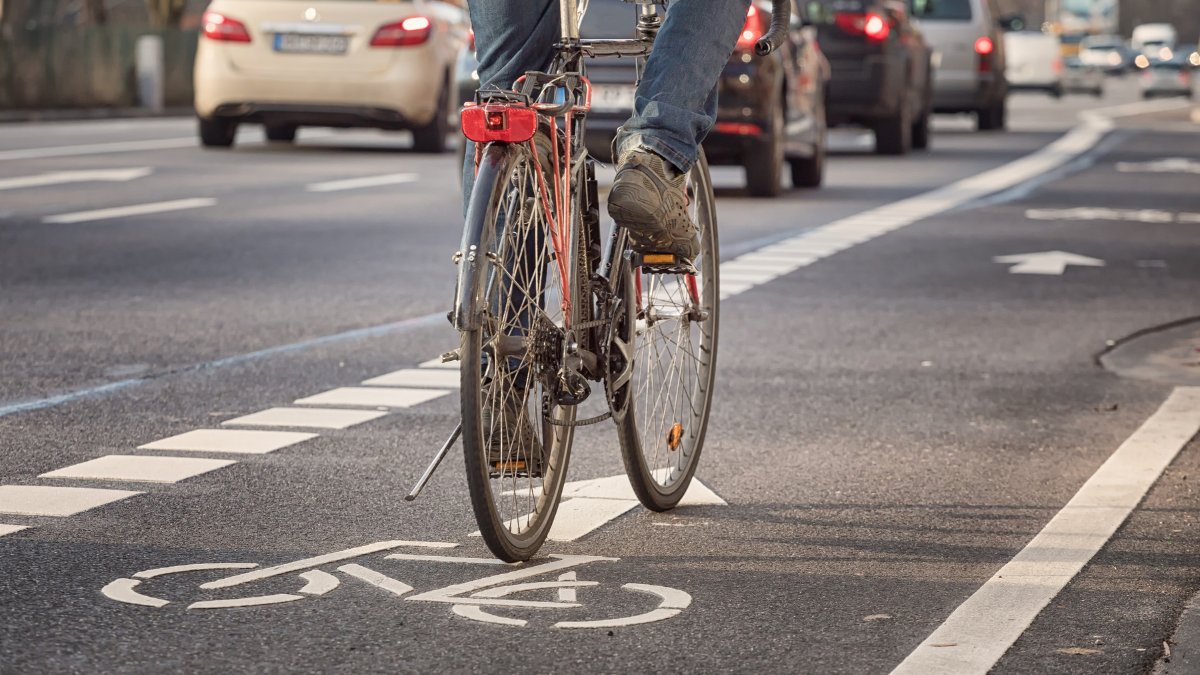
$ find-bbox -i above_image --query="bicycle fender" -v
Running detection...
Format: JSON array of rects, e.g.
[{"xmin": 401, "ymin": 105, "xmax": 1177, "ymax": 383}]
[{"xmin": 453, "ymin": 142, "xmax": 511, "ymax": 332}]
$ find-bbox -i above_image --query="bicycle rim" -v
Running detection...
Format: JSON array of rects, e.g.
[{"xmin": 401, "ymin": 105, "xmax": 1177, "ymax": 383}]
[
  {"xmin": 615, "ymin": 151, "xmax": 720, "ymax": 511},
  {"xmin": 461, "ymin": 140, "xmax": 581, "ymax": 562}
]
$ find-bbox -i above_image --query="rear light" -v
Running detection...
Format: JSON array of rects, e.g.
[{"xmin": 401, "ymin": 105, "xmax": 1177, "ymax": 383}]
[
  {"xmin": 371, "ymin": 16, "xmax": 432, "ymax": 47},
  {"xmin": 1052, "ymin": 58, "xmax": 1063, "ymax": 74},
  {"xmin": 835, "ymin": 12, "xmax": 890, "ymax": 42},
  {"xmin": 202, "ymin": 11, "xmax": 251, "ymax": 43},
  {"xmin": 461, "ymin": 104, "xmax": 538, "ymax": 143},
  {"xmin": 974, "ymin": 36, "xmax": 994, "ymax": 55},
  {"xmin": 713, "ymin": 121, "xmax": 763, "ymax": 136},
  {"xmin": 735, "ymin": 4, "xmax": 767, "ymax": 52}
]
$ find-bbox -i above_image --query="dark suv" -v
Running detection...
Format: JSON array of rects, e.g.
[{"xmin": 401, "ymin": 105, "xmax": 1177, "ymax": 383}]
[
  {"xmin": 809, "ymin": 0, "xmax": 933, "ymax": 154},
  {"xmin": 580, "ymin": 0, "xmax": 830, "ymax": 197}
]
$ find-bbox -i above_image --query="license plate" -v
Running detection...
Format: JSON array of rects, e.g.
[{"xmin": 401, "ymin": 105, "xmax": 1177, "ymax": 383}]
[
  {"xmin": 591, "ymin": 85, "xmax": 636, "ymax": 112},
  {"xmin": 273, "ymin": 33, "xmax": 349, "ymax": 54}
]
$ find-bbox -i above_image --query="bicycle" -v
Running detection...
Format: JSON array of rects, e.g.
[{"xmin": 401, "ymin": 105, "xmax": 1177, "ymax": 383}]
[{"xmin": 444, "ymin": 0, "xmax": 791, "ymax": 562}]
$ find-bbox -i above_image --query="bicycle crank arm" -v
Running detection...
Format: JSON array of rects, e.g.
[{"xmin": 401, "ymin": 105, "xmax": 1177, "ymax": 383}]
[{"xmin": 404, "ymin": 423, "xmax": 462, "ymax": 501}]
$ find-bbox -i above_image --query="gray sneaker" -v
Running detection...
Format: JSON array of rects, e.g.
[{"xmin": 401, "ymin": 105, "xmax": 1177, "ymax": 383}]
[
  {"xmin": 480, "ymin": 392, "xmax": 543, "ymax": 477},
  {"xmin": 607, "ymin": 149, "xmax": 700, "ymax": 263}
]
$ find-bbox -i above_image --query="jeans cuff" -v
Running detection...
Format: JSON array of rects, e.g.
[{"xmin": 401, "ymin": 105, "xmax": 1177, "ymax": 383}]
[{"xmin": 614, "ymin": 131, "xmax": 693, "ymax": 174}]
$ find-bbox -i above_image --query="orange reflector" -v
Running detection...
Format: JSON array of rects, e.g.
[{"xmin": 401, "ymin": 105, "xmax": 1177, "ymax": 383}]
[
  {"xmin": 494, "ymin": 460, "xmax": 527, "ymax": 471},
  {"xmin": 643, "ymin": 253, "xmax": 677, "ymax": 265},
  {"xmin": 667, "ymin": 422, "xmax": 683, "ymax": 451}
]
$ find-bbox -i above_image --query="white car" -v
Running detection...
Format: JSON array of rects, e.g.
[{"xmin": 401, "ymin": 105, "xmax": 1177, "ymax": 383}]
[
  {"xmin": 1003, "ymin": 30, "xmax": 1063, "ymax": 97},
  {"xmin": 194, "ymin": 0, "xmax": 469, "ymax": 151}
]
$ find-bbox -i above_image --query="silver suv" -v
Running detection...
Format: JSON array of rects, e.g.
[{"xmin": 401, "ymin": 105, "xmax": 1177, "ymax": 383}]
[{"xmin": 916, "ymin": 0, "xmax": 1009, "ymax": 130}]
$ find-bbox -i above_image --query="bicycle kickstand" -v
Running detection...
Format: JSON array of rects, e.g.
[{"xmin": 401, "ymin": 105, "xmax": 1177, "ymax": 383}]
[{"xmin": 404, "ymin": 422, "xmax": 462, "ymax": 501}]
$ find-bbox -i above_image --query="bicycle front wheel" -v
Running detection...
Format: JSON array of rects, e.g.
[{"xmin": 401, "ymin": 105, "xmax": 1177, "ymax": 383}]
[
  {"xmin": 460, "ymin": 140, "xmax": 584, "ymax": 562},
  {"xmin": 614, "ymin": 151, "xmax": 720, "ymax": 511}
]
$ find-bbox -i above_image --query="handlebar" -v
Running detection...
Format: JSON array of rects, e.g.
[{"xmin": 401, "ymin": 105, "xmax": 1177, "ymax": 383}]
[{"xmin": 754, "ymin": 0, "xmax": 791, "ymax": 57}]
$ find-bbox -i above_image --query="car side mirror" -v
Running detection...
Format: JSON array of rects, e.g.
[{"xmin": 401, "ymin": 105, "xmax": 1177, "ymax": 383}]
[{"xmin": 997, "ymin": 14, "xmax": 1025, "ymax": 32}]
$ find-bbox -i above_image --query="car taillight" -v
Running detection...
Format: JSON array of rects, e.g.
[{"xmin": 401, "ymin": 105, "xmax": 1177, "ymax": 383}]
[
  {"xmin": 461, "ymin": 104, "xmax": 538, "ymax": 143},
  {"xmin": 835, "ymin": 12, "xmax": 890, "ymax": 42},
  {"xmin": 202, "ymin": 11, "xmax": 251, "ymax": 43},
  {"xmin": 1052, "ymin": 58, "xmax": 1063, "ymax": 74},
  {"xmin": 735, "ymin": 4, "xmax": 767, "ymax": 52},
  {"xmin": 974, "ymin": 36, "xmax": 994, "ymax": 55},
  {"xmin": 371, "ymin": 16, "xmax": 432, "ymax": 47}
]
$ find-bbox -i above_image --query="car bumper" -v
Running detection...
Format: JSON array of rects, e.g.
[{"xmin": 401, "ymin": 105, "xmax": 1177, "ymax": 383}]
[
  {"xmin": 825, "ymin": 56, "xmax": 899, "ymax": 122},
  {"xmin": 932, "ymin": 72, "xmax": 1003, "ymax": 112}
]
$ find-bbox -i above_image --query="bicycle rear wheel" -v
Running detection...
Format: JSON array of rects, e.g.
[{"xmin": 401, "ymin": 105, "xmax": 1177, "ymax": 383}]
[
  {"xmin": 613, "ymin": 151, "xmax": 720, "ymax": 511},
  {"xmin": 461, "ymin": 140, "xmax": 584, "ymax": 562}
]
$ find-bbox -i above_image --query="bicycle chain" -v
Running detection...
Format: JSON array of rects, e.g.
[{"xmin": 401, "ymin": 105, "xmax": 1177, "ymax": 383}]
[{"xmin": 543, "ymin": 410, "xmax": 612, "ymax": 427}]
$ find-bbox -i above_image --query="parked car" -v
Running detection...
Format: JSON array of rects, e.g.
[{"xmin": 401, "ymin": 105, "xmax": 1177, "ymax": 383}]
[
  {"xmin": 810, "ymin": 0, "xmax": 933, "ymax": 154},
  {"xmin": 1141, "ymin": 57, "xmax": 1194, "ymax": 99},
  {"xmin": 194, "ymin": 0, "xmax": 469, "ymax": 151},
  {"xmin": 917, "ymin": 0, "xmax": 1009, "ymax": 131},
  {"xmin": 1079, "ymin": 34, "xmax": 1135, "ymax": 73},
  {"xmin": 1062, "ymin": 57, "xmax": 1104, "ymax": 97},
  {"xmin": 1004, "ymin": 30, "xmax": 1063, "ymax": 97},
  {"xmin": 550, "ymin": 0, "xmax": 830, "ymax": 196}
]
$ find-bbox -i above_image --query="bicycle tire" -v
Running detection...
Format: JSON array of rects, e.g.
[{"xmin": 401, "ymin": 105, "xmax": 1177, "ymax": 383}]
[
  {"xmin": 461, "ymin": 139, "xmax": 585, "ymax": 562},
  {"xmin": 613, "ymin": 150, "xmax": 720, "ymax": 511}
]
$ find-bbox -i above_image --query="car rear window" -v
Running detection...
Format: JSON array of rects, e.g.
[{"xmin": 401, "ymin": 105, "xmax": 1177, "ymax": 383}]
[{"xmin": 913, "ymin": 0, "xmax": 972, "ymax": 21}]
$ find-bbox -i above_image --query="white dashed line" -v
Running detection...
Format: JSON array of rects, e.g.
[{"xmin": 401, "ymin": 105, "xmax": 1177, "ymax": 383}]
[
  {"xmin": 0, "ymin": 167, "xmax": 152, "ymax": 191},
  {"xmin": 40, "ymin": 455, "xmax": 236, "ymax": 484},
  {"xmin": 892, "ymin": 387, "xmax": 1200, "ymax": 675},
  {"xmin": 0, "ymin": 524, "xmax": 30, "ymax": 537},
  {"xmin": 0, "ymin": 485, "xmax": 141, "ymax": 517},
  {"xmin": 221, "ymin": 407, "xmax": 388, "ymax": 430},
  {"xmin": 0, "ymin": 137, "xmax": 196, "ymax": 161},
  {"xmin": 362, "ymin": 368, "xmax": 460, "ymax": 389},
  {"xmin": 294, "ymin": 387, "xmax": 449, "ymax": 408},
  {"xmin": 306, "ymin": 173, "xmax": 418, "ymax": 192},
  {"xmin": 138, "ymin": 429, "xmax": 318, "ymax": 455},
  {"xmin": 43, "ymin": 198, "xmax": 216, "ymax": 224}
]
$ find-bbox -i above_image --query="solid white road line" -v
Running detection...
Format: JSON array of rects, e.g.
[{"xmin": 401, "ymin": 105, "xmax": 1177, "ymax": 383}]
[
  {"xmin": 0, "ymin": 524, "xmax": 30, "ymax": 537},
  {"xmin": 561, "ymin": 473, "xmax": 727, "ymax": 505},
  {"xmin": 221, "ymin": 407, "xmax": 388, "ymax": 430},
  {"xmin": 294, "ymin": 386, "xmax": 449, "ymax": 408},
  {"xmin": 40, "ymin": 455, "xmax": 236, "ymax": 484},
  {"xmin": 138, "ymin": 429, "xmax": 318, "ymax": 455},
  {"xmin": 0, "ymin": 137, "xmax": 196, "ymax": 161},
  {"xmin": 362, "ymin": 368, "xmax": 460, "ymax": 389},
  {"xmin": 43, "ymin": 198, "xmax": 216, "ymax": 224},
  {"xmin": 306, "ymin": 173, "xmax": 418, "ymax": 193},
  {"xmin": 338, "ymin": 563, "xmax": 415, "ymax": 596},
  {"xmin": 0, "ymin": 167, "xmax": 152, "ymax": 191},
  {"xmin": 892, "ymin": 386, "xmax": 1200, "ymax": 675},
  {"xmin": 546, "ymin": 498, "xmax": 641, "ymax": 542},
  {"xmin": 0, "ymin": 485, "xmax": 141, "ymax": 517}
]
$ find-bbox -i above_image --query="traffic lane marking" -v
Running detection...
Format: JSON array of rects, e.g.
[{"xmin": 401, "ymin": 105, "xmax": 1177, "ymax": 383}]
[
  {"xmin": 0, "ymin": 167, "xmax": 152, "ymax": 191},
  {"xmin": 201, "ymin": 541, "xmax": 458, "ymax": 590},
  {"xmin": 361, "ymin": 368, "xmax": 460, "ymax": 389},
  {"xmin": 306, "ymin": 173, "xmax": 419, "ymax": 192},
  {"xmin": 43, "ymin": 197, "xmax": 216, "ymax": 224},
  {"xmin": 0, "ymin": 137, "xmax": 196, "ymax": 161},
  {"xmin": 294, "ymin": 386, "xmax": 449, "ymax": 408},
  {"xmin": 891, "ymin": 386, "xmax": 1200, "ymax": 675},
  {"xmin": 39, "ymin": 455, "xmax": 236, "ymax": 484},
  {"xmin": 0, "ymin": 485, "xmax": 141, "ymax": 517},
  {"xmin": 0, "ymin": 524, "xmax": 30, "ymax": 537},
  {"xmin": 221, "ymin": 407, "xmax": 388, "ymax": 430},
  {"xmin": 139, "ymin": 429, "xmax": 318, "ymax": 455}
]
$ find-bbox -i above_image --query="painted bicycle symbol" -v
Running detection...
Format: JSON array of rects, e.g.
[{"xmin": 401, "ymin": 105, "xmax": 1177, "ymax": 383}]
[{"xmin": 102, "ymin": 540, "xmax": 690, "ymax": 629}]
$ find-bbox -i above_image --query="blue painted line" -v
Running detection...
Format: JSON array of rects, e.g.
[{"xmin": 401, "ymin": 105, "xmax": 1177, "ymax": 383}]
[{"xmin": 0, "ymin": 311, "xmax": 446, "ymax": 420}]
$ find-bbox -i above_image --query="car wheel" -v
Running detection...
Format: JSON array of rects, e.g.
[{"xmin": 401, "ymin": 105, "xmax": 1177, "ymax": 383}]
[
  {"xmin": 790, "ymin": 102, "xmax": 825, "ymax": 188},
  {"xmin": 1092, "ymin": 87, "xmax": 1104, "ymax": 98},
  {"xmin": 976, "ymin": 99, "xmax": 1006, "ymax": 131},
  {"xmin": 198, "ymin": 117, "xmax": 237, "ymax": 148},
  {"xmin": 1050, "ymin": 85, "xmax": 1064, "ymax": 99},
  {"xmin": 265, "ymin": 124, "xmax": 297, "ymax": 143},
  {"xmin": 911, "ymin": 100, "xmax": 931, "ymax": 151},
  {"xmin": 874, "ymin": 100, "xmax": 912, "ymax": 156},
  {"xmin": 744, "ymin": 99, "xmax": 784, "ymax": 197},
  {"xmin": 412, "ymin": 76, "xmax": 451, "ymax": 154}
]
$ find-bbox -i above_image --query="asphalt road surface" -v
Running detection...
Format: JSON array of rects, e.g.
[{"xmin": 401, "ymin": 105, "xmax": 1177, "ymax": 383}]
[{"xmin": 3, "ymin": 78, "xmax": 1200, "ymax": 674}]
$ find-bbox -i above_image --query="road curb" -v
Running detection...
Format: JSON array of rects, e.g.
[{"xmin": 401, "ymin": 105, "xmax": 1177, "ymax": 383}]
[{"xmin": 1155, "ymin": 590, "xmax": 1200, "ymax": 674}]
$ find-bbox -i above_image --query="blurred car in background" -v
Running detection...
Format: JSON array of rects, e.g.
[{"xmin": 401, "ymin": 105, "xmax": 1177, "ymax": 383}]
[
  {"xmin": 1062, "ymin": 57, "xmax": 1104, "ymax": 97},
  {"xmin": 1004, "ymin": 30, "xmax": 1063, "ymax": 98},
  {"xmin": 919, "ymin": 0, "xmax": 1009, "ymax": 132},
  {"xmin": 1079, "ymin": 34, "xmax": 1135, "ymax": 74},
  {"xmin": 1131, "ymin": 23, "xmax": 1177, "ymax": 57},
  {"xmin": 489, "ymin": 0, "xmax": 828, "ymax": 197},
  {"xmin": 1140, "ymin": 57, "xmax": 1194, "ymax": 99},
  {"xmin": 194, "ymin": 0, "xmax": 469, "ymax": 151},
  {"xmin": 809, "ymin": 0, "xmax": 933, "ymax": 155}
]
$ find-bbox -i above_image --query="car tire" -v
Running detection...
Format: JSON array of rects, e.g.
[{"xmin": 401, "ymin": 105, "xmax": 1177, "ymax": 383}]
[
  {"xmin": 874, "ymin": 102, "xmax": 912, "ymax": 156},
  {"xmin": 198, "ymin": 117, "xmax": 237, "ymax": 148},
  {"xmin": 911, "ymin": 102, "xmax": 931, "ymax": 151},
  {"xmin": 790, "ymin": 102, "xmax": 825, "ymax": 189},
  {"xmin": 412, "ymin": 76, "xmax": 451, "ymax": 154},
  {"xmin": 976, "ymin": 99, "xmax": 1006, "ymax": 131},
  {"xmin": 265, "ymin": 125, "xmax": 297, "ymax": 143},
  {"xmin": 1050, "ymin": 85, "xmax": 1064, "ymax": 99},
  {"xmin": 745, "ymin": 99, "xmax": 784, "ymax": 197},
  {"xmin": 1092, "ymin": 88, "xmax": 1104, "ymax": 98}
]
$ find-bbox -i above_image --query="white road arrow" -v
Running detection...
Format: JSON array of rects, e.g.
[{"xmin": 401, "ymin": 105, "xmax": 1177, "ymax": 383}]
[
  {"xmin": 993, "ymin": 250, "xmax": 1105, "ymax": 275},
  {"xmin": 0, "ymin": 167, "xmax": 152, "ymax": 191}
]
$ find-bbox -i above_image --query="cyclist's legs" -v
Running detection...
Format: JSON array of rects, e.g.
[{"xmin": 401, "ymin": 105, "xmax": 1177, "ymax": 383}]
[{"xmin": 614, "ymin": 0, "xmax": 751, "ymax": 173}]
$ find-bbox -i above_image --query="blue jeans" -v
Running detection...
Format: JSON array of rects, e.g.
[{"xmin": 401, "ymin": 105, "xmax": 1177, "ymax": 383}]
[{"xmin": 463, "ymin": 0, "xmax": 750, "ymax": 196}]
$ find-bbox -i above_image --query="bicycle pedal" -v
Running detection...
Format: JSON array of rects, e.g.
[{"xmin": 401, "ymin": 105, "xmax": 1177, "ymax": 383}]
[
  {"xmin": 490, "ymin": 460, "xmax": 542, "ymax": 479},
  {"xmin": 634, "ymin": 252, "xmax": 696, "ymax": 275}
]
